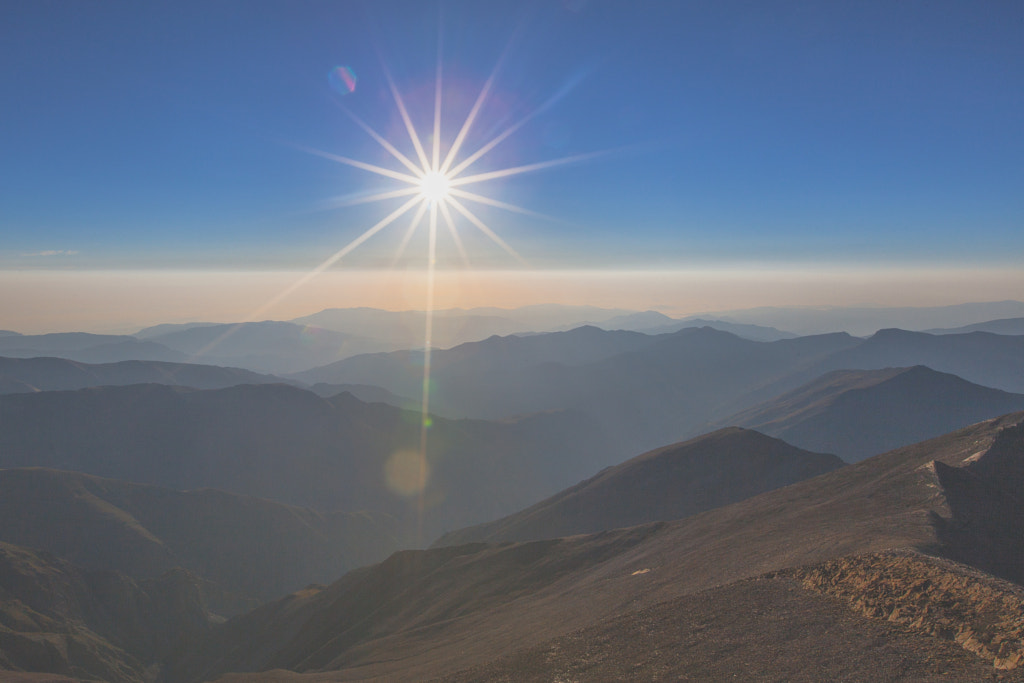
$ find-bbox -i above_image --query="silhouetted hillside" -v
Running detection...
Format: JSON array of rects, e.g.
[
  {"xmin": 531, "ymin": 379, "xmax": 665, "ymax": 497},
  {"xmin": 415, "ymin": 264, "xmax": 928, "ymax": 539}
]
[
  {"xmin": 0, "ymin": 383, "xmax": 607, "ymax": 542},
  {"xmin": 651, "ymin": 317, "xmax": 797, "ymax": 341},
  {"xmin": 0, "ymin": 468, "xmax": 397, "ymax": 611},
  {"xmin": 292, "ymin": 325, "xmax": 660, "ymax": 399},
  {"xmin": 434, "ymin": 428, "xmax": 843, "ymax": 546},
  {"xmin": 719, "ymin": 366, "xmax": 1024, "ymax": 461},
  {"xmin": 0, "ymin": 541, "xmax": 212, "ymax": 683},
  {"xmin": 926, "ymin": 316, "xmax": 1024, "ymax": 336},
  {"xmin": 291, "ymin": 307, "xmax": 525, "ymax": 351},
  {"xmin": 0, "ymin": 332, "xmax": 183, "ymax": 363},
  {"xmin": 297, "ymin": 326, "xmax": 859, "ymax": 456},
  {"xmin": 711, "ymin": 300, "xmax": 1024, "ymax": 336},
  {"xmin": 307, "ymin": 382, "xmax": 418, "ymax": 409},
  {"xmin": 0, "ymin": 356, "xmax": 287, "ymax": 394},
  {"xmin": 814, "ymin": 329, "xmax": 1024, "ymax": 393},
  {"xmin": 147, "ymin": 321, "xmax": 380, "ymax": 374}
]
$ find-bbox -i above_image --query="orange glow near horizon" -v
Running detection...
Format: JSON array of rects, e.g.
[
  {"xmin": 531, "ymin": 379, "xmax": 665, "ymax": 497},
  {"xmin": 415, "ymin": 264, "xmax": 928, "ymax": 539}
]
[{"xmin": 2, "ymin": 266, "xmax": 1022, "ymax": 336}]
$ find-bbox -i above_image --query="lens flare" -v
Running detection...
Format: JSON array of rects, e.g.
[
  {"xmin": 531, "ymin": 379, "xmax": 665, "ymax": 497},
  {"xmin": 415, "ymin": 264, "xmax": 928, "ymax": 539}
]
[
  {"xmin": 328, "ymin": 66, "xmax": 357, "ymax": 96},
  {"xmin": 385, "ymin": 449, "xmax": 430, "ymax": 497}
]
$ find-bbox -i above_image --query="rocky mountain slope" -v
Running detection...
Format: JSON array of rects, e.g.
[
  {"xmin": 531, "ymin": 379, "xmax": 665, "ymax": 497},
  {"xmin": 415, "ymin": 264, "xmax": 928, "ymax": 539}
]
[
  {"xmin": 170, "ymin": 412, "xmax": 1024, "ymax": 682},
  {"xmin": 0, "ymin": 541, "xmax": 212, "ymax": 683},
  {"xmin": 433, "ymin": 427, "xmax": 844, "ymax": 546}
]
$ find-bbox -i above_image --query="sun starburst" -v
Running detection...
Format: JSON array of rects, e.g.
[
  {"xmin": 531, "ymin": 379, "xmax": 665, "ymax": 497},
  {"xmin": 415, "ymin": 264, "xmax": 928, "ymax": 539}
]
[{"xmin": 292, "ymin": 46, "xmax": 601, "ymax": 540}]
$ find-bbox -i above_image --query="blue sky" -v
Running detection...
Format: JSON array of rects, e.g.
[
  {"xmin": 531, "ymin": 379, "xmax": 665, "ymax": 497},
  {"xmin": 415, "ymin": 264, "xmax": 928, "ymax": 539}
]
[{"xmin": 1, "ymin": 1, "xmax": 1022, "ymax": 330}]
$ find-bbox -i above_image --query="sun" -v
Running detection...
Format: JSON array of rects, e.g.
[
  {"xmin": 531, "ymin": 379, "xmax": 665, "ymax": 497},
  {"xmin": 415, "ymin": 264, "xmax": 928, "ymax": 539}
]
[{"xmin": 419, "ymin": 170, "xmax": 451, "ymax": 204}]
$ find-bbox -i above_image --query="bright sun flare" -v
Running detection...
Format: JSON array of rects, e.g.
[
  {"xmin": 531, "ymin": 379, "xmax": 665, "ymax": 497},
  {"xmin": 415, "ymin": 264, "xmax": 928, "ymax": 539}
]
[
  {"xmin": 275, "ymin": 48, "xmax": 603, "ymax": 528},
  {"xmin": 419, "ymin": 171, "xmax": 451, "ymax": 203}
]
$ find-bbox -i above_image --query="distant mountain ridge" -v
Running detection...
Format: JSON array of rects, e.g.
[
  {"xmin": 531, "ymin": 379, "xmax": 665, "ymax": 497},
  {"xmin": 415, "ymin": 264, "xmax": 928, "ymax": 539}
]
[
  {"xmin": 925, "ymin": 317, "xmax": 1024, "ymax": 336},
  {"xmin": 144, "ymin": 320, "xmax": 382, "ymax": 374},
  {"xmin": 0, "ymin": 332, "xmax": 185, "ymax": 363},
  {"xmin": 716, "ymin": 366, "xmax": 1024, "ymax": 461},
  {"xmin": 705, "ymin": 300, "xmax": 1024, "ymax": 336},
  {"xmin": 295, "ymin": 326, "xmax": 862, "ymax": 455},
  {"xmin": 811, "ymin": 328, "xmax": 1024, "ymax": 393},
  {"xmin": 434, "ymin": 428, "xmax": 844, "ymax": 547},
  {"xmin": 0, "ymin": 355, "xmax": 288, "ymax": 394}
]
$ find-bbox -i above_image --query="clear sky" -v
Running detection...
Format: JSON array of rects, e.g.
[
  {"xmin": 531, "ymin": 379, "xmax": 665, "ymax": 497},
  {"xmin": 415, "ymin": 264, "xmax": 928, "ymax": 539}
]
[{"xmin": 1, "ymin": 1, "xmax": 1022, "ymax": 331}]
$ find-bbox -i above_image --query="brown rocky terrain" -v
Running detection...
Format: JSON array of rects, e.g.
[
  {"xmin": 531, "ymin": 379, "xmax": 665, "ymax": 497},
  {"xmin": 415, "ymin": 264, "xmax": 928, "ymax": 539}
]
[
  {"xmin": 0, "ymin": 541, "xmax": 212, "ymax": 683},
  {"xmin": 785, "ymin": 551, "xmax": 1024, "ymax": 670},
  {"xmin": 170, "ymin": 412, "xmax": 1024, "ymax": 682}
]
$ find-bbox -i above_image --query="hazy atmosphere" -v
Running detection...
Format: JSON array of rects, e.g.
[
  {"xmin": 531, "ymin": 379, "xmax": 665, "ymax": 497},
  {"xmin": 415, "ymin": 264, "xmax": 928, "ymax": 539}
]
[
  {"xmin": 3, "ymin": 1, "xmax": 1022, "ymax": 331},
  {"xmin": 3, "ymin": 3, "xmax": 1024, "ymax": 683}
]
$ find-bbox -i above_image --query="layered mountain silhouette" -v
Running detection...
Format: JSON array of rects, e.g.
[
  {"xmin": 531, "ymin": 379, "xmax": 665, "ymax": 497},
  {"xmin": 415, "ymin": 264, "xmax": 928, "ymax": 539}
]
[
  {"xmin": 718, "ymin": 365, "xmax": 1024, "ymax": 461},
  {"xmin": 0, "ymin": 332, "xmax": 184, "ymax": 364},
  {"xmin": 296, "ymin": 326, "xmax": 861, "ymax": 455},
  {"xmin": 297, "ymin": 325, "xmax": 1024, "ymax": 458},
  {"xmin": 648, "ymin": 317, "xmax": 797, "ymax": 340},
  {"xmin": 0, "ymin": 356, "xmax": 286, "ymax": 394},
  {"xmin": 711, "ymin": 300, "xmax": 1024, "ymax": 336},
  {"xmin": 810, "ymin": 329, "xmax": 1024, "ymax": 393},
  {"xmin": 306, "ymin": 381, "xmax": 417, "ymax": 408},
  {"xmin": 0, "ymin": 383, "xmax": 607, "ymax": 541},
  {"xmin": 434, "ymin": 428, "xmax": 844, "ymax": 546},
  {"xmin": 167, "ymin": 412, "xmax": 1024, "ymax": 682},
  {"xmin": 926, "ymin": 316, "xmax": 1024, "ymax": 336},
  {"xmin": 0, "ymin": 468, "xmax": 397, "ymax": 612},
  {"xmin": 6, "ymin": 306, "xmax": 1024, "ymax": 681},
  {"xmin": 143, "ymin": 321, "xmax": 381, "ymax": 374}
]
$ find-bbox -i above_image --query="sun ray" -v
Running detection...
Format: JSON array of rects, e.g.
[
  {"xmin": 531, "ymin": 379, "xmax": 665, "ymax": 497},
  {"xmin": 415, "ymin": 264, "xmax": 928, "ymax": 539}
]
[
  {"xmin": 299, "ymin": 146, "xmax": 422, "ymax": 184},
  {"xmin": 390, "ymin": 199, "xmax": 430, "ymax": 268},
  {"xmin": 446, "ymin": 196, "xmax": 526, "ymax": 264},
  {"xmin": 446, "ymin": 117, "xmax": 522, "ymax": 179},
  {"xmin": 439, "ymin": 74, "xmax": 498, "ymax": 175},
  {"xmin": 249, "ymin": 194, "xmax": 422, "ymax": 317},
  {"xmin": 438, "ymin": 200, "xmax": 470, "ymax": 267},
  {"xmin": 449, "ymin": 150, "xmax": 607, "ymax": 187},
  {"xmin": 323, "ymin": 186, "xmax": 421, "ymax": 210},
  {"xmin": 383, "ymin": 68, "xmax": 431, "ymax": 172},
  {"xmin": 447, "ymin": 72, "xmax": 587, "ymax": 179},
  {"xmin": 416, "ymin": 201, "xmax": 440, "ymax": 540},
  {"xmin": 448, "ymin": 187, "xmax": 553, "ymax": 220},
  {"xmin": 432, "ymin": 31, "xmax": 443, "ymax": 172},
  {"xmin": 335, "ymin": 104, "xmax": 425, "ymax": 178}
]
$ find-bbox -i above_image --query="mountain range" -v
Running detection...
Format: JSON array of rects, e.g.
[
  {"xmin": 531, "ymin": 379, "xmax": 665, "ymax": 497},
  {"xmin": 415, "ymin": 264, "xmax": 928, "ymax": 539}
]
[
  {"xmin": 0, "ymin": 383, "xmax": 607, "ymax": 542},
  {"xmin": 4, "ymin": 304, "xmax": 1024, "ymax": 680},
  {"xmin": 2, "ymin": 406, "xmax": 1024, "ymax": 680},
  {"xmin": 0, "ymin": 356, "xmax": 286, "ymax": 395},
  {"xmin": 5, "ymin": 303, "xmax": 1021, "ymax": 378},
  {"xmin": 0, "ymin": 468, "xmax": 398, "ymax": 613},
  {"xmin": 166, "ymin": 412, "xmax": 1024, "ymax": 682},
  {"xmin": 295, "ymin": 324, "xmax": 1024, "ymax": 458},
  {"xmin": 433, "ymin": 427, "xmax": 844, "ymax": 546},
  {"xmin": 710, "ymin": 300, "xmax": 1024, "ymax": 336},
  {"xmin": 716, "ymin": 365, "xmax": 1024, "ymax": 461}
]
